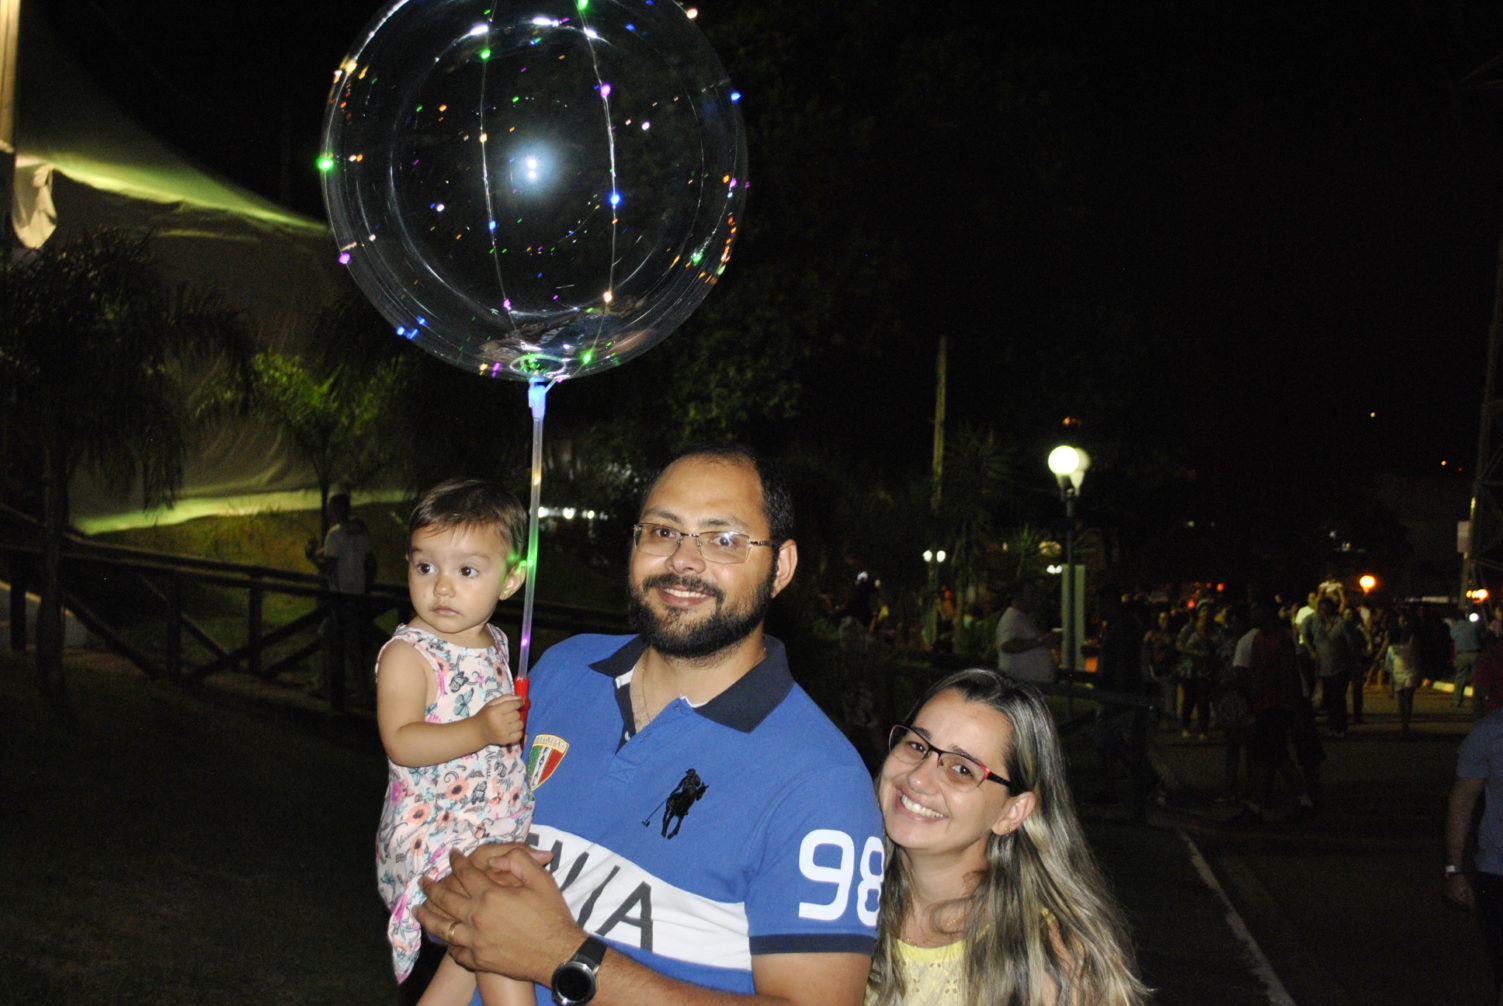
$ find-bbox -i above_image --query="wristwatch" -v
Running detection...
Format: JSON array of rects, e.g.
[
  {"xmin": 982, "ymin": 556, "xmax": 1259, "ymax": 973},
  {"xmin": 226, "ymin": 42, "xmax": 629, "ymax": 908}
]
[
  {"xmin": 1445, "ymin": 864, "xmax": 1464, "ymax": 877},
  {"xmin": 551, "ymin": 935, "xmax": 608, "ymax": 1006}
]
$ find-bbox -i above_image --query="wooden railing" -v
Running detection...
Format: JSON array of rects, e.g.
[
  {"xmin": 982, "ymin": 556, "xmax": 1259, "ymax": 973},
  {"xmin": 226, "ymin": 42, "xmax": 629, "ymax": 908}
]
[{"xmin": 2, "ymin": 534, "xmax": 626, "ymax": 710}]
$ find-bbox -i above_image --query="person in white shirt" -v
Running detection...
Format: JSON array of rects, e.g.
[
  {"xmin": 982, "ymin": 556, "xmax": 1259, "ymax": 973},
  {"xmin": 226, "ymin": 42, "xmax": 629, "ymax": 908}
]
[
  {"xmin": 1294, "ymin": 591, "xmax": 1319, "ymax": 632},
  {"xmin": 306, "ymin": 492, "xmax": 377, "ymax": 704},
  {"xmin": 994, "ymin": 580, "xmax": 1055, "ymax": 685}
]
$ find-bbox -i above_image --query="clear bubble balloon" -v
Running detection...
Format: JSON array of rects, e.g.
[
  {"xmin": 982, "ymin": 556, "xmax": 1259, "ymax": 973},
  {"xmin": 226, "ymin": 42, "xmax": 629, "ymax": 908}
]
[{"xmin": 320, "ymin": 0, "xmax": 748, "ymax": 381}]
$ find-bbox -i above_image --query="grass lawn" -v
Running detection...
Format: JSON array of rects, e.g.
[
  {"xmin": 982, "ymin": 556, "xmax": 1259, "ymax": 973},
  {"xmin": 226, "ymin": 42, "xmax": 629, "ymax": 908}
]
[
  {"xmin": 0, "ymin": 650, "xmax": 399, "ymax": 1005},
  {"xmin": 93, "ymin": 503, "xmax": 628, "ymax": 614}
]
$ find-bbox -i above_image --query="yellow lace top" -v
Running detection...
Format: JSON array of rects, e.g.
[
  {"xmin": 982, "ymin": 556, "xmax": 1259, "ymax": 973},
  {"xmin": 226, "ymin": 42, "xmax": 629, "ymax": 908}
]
[{"xmin": 864, "ymin": 939, "xmax": 965, "ymax": 1006}]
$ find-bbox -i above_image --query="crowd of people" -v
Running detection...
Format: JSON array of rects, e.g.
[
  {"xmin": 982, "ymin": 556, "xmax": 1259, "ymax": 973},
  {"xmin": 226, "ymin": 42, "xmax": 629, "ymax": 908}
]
[
  {"xmin": 923, "ymin": 566, "xmax": 1495, "ymax": 831},
  {"xmin": 1096, "ymin": 577, "xmax": 1498, "ymax": 824},
  {"xmin": 1150, "ymin": 587, "xmax": 1491, "ymax": 730},
  {"xmin": 825, "ymin": 561, "xmax": 1503, "ymax": 826}
]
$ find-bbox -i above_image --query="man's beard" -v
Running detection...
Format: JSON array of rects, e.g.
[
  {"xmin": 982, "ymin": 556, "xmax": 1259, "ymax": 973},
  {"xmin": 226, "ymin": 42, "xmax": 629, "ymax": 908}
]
[{"xmin": 628, "ymin": 569, "xmax": 776, "ymax": 660}]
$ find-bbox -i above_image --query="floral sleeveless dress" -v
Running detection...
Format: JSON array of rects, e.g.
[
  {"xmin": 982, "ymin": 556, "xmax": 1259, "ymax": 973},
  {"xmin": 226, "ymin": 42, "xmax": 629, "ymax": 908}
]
[{"xmin": 375, "ymin": 623, "xmax": 534, "ymax": 982}]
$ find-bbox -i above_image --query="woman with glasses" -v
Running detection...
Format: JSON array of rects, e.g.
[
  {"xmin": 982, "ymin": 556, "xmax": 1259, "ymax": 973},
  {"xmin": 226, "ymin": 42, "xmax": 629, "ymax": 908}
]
[{"xmin": 867, "ymin": 668, "xmax": 1148, "ymax": 1006}]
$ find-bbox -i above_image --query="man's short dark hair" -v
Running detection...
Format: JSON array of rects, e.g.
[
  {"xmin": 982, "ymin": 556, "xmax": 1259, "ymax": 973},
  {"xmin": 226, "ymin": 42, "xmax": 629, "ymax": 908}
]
[
  {"xmin": 643, "ymin": 444, "xmax": 795, "ymax": 543},
  {"xmin": 408, "ymin": 478, "xmax": 528, "ymax": 562}
]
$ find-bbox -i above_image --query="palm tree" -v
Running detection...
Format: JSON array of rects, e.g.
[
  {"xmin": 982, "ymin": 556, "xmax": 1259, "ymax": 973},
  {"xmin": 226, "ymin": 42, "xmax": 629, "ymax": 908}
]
[
  {"xmin": 198, "ymin": 294, "xmax": 409, "ymax": 535},
  {"xmin": 220, "ymin": 350, "xmax": 403, "ymax": 535},
  {"xmin": 1, "ymin": 231, "xmax": 248, "ymax": 693},
  {"xmin": 934, "ymin": 425, "xmax": 1017, "ymax": 635}
]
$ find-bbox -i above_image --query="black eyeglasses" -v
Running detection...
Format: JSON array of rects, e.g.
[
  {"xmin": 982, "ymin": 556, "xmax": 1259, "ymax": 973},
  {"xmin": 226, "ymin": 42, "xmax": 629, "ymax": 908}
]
[
  {"xmin": 887, "ymin": 724, "xmax": 1019, "ymax": 792},
  {"xmin": 632, "ymin": 522, "xmax": 776, "ymax": 565}
]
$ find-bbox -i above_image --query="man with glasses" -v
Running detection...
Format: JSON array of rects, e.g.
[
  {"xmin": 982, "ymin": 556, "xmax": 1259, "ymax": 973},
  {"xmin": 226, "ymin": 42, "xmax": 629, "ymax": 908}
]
[{"xmin": 419, "ymin": 446, "xmax": 883, "ymax": 1006}]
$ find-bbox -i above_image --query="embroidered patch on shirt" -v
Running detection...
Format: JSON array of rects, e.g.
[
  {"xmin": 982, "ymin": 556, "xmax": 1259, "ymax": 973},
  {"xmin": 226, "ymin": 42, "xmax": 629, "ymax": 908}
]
[{"xmin": 527, "ymin": 734, "xmax": 570, "ymax": 790}]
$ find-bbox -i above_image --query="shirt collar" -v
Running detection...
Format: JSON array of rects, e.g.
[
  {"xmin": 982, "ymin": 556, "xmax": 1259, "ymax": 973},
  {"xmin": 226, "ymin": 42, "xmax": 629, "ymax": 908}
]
[{"xmin": 591, "ymin": 635, "xmax": 794, "ymax": 734}]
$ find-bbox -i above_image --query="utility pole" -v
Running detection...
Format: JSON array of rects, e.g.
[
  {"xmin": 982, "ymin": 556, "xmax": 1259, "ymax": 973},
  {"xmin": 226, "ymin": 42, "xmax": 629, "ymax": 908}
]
[
  {"xmin": 1461, "ymin": 52, "xmax": 1503, "ymax": 605},
  {"xmin": 931, "ymin": 334, "xmax": 947, "ymax": 511},
  {"xmin": 926, "ymin": 334, "xmax": 948, "ymax": 649},
  {"xmin": 1464, "ymin": 224, "xmax": 1503, "ymax": 603}
]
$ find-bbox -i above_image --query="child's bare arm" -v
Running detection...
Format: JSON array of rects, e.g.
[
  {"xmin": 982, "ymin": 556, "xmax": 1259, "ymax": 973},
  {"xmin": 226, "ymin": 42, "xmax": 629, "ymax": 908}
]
[
  {"xmin": 417, "ymin": 950, "xmax": 532, "ymax": 1006},
  {"xmin": 377, "ymin": 641, "xmax": 524, "ymax": 767},
  {"xmin": 477, "ymin": 972, "xmax": 536, "ymax": 1006},
  {"xmin": 416, "ymin": 953, "xmax": 478, "ymax": 1006}
]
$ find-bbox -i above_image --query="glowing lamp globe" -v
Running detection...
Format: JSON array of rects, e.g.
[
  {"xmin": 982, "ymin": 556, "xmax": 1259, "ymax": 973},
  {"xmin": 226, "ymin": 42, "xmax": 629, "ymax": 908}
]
[
  {"xmin": 1048, "ymin": 445, "xmax": 1090, "ymax": 496},
  {"xmin": 1048, "ymin": 445, "xmax": 1087, "ymax": 477}
]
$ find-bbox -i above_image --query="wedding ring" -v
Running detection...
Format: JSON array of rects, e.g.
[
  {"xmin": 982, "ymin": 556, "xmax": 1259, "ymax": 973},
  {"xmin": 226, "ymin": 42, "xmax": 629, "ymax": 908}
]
[{"xmin": 446, "ymin": 920, "xmax": 458, "ymax": 944}]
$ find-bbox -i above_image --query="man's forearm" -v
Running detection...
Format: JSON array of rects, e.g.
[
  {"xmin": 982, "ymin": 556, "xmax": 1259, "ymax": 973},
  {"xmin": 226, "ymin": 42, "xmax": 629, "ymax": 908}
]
[
  {"xmin": 504, "ymin": 941, "xmax": 865, "ymax": 1006},
  {"xmin": 1000, "ymin": 636, "xmax": 1046, "ymax": 654},
  {"xmin": 1448, "ymin": 779, "xmax": 1484, "ymax": 866},
  {"xmin": 1446, "ymin": 779, "xmax": 1483, "ymax": 908},
  {"xmin": 586, "ymin": 949, "xmax": 868, "ymax": 1006},
  {"xmin": 590, "ymin": 954, "xmax": 784, "ymax": 1006}
]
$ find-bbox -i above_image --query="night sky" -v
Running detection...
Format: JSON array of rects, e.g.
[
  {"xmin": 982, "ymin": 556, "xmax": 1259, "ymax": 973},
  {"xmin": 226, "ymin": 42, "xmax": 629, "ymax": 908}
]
[{"xmin": 33, "ymin": 0, "xmax": 1503, "ymax": 558}]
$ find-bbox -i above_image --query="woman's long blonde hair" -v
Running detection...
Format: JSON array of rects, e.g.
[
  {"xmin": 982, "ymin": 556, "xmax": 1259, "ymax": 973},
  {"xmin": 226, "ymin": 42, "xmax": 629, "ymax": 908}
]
[{"xmin": 867, "ymin": 669, "xmax": 1150, "ymax": 1006}]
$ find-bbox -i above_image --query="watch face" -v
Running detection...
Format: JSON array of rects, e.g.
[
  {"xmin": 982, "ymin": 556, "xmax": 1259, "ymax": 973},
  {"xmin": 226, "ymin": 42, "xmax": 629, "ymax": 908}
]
[{"xmin": 554, "ymin": 962, "xmax": 594, "ymax": 1001}]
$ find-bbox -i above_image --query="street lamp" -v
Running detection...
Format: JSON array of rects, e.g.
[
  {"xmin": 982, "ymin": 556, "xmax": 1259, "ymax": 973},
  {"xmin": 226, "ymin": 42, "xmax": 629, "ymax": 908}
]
[{"xmin": 1048, "ymin": 445, "xmax": 1090, "ymax": 676}]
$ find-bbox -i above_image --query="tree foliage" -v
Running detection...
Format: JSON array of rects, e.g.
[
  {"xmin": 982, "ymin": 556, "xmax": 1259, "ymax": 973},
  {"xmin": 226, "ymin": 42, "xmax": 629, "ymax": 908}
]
[
  {"xmin": 934, "ymin": 425, "xmax": 1021, "ymax": 608},
  {"xmin": 234, "ymin": 350, "xmax": 403, "ymax": 526},
  {"xmin": 200, "ymin": 293, "xmax": 414, "ymax": 530},
  {"xmin": 1, "ymin": 230, "xmax": 248, "ymax": 691},
  {"xmin": 2, "ymin": 231, "xmax": 247, "ymax": 512}
]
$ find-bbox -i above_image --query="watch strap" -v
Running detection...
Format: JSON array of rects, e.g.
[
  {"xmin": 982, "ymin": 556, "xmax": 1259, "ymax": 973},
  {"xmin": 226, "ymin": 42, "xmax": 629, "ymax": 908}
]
[{"xmin": 571, "ymin": 935, "xmax": 609, "ymax": 969}]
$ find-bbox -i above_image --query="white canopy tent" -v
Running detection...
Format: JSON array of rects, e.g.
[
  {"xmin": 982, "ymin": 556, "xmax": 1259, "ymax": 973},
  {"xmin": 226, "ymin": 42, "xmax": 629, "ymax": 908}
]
[{"xmin": 5, "ymin": 1, "xmax": 358, "ymax": 531}]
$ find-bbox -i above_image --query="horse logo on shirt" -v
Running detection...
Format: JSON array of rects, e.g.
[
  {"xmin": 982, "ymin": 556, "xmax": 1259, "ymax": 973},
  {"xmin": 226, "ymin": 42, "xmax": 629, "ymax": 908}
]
[{"xmin": 642, "ymin": 768, "xmax": 708, "ymax": 838}]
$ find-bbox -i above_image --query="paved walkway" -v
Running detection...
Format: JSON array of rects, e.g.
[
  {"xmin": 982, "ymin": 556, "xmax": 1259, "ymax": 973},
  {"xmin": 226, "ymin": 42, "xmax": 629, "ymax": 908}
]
[{"xmin": 1122, "ymin": 682, "xmax": 1492, "ymax": 1006}]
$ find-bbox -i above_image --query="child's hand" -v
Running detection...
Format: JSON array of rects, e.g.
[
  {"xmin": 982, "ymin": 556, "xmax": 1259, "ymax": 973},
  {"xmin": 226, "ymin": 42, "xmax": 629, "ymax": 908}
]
[{"xmin": 474, "ymin": 695, "xmax": 526, "ymax": 746}]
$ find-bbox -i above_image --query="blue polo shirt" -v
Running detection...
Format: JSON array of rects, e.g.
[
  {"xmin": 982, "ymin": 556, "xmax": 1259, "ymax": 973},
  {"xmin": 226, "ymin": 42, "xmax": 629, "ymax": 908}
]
[{"xmin": 492, "ymin": 633, "xmax": 881, "ymax": 1004}]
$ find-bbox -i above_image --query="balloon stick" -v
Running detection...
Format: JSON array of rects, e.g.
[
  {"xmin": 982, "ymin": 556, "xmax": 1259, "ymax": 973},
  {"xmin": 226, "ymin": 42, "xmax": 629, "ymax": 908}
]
[
  {"xmin": 516, "ymin": 378, "xmax": 553, "ymax": 688},
  {"xmin": 514, "ymin": 379, "xmax": 553, "ymax": 727}
]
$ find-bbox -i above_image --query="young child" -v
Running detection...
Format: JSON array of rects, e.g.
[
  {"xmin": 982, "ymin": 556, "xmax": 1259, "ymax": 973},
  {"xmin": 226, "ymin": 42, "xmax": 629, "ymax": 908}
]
[{"xmin": 375, "ymin": 478, "xmax": 534, "ymax": 1006}]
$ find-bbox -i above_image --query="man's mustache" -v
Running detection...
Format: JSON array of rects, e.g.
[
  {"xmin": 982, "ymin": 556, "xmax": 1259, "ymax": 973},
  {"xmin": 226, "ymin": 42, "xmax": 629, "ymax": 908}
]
[{"xmin": 641, "ymin": 573, "xmax": 724, "ymax": 602}]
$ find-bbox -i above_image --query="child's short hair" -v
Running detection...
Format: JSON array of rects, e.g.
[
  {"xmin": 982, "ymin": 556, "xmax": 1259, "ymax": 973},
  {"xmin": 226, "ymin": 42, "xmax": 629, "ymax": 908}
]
[{"xmin": 408, "ymin": 479, "xmax": 528, "ymax": 564}]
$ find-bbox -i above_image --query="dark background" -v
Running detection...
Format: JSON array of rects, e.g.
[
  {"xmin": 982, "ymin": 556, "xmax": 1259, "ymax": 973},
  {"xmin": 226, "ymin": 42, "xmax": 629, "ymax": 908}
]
[{"xmin": 31, "ymin": 0, "xmax": 1503, "ymax": 586}]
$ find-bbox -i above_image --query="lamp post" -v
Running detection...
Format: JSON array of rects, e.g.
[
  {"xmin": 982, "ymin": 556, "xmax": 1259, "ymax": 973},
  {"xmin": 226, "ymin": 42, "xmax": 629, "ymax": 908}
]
[{"xmin": 1047, "ymin": 445, "xmax": 1090, "ymax": 678}]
